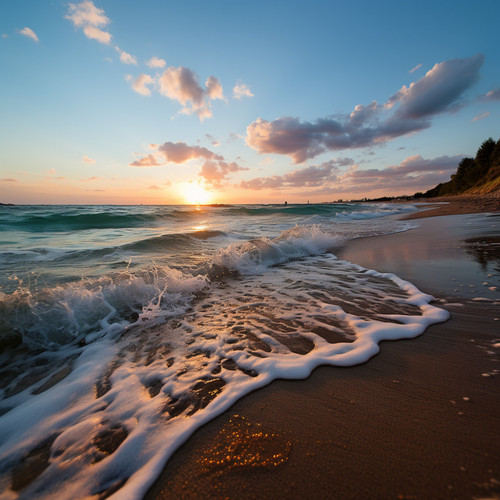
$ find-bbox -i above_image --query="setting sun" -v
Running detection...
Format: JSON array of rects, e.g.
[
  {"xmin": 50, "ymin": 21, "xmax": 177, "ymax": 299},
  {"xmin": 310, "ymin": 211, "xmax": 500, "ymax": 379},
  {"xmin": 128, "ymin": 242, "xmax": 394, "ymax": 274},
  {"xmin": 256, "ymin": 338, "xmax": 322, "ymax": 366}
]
[{"xmin": 181, "ymin": 182, "xmax": 212, "ymax": 205}]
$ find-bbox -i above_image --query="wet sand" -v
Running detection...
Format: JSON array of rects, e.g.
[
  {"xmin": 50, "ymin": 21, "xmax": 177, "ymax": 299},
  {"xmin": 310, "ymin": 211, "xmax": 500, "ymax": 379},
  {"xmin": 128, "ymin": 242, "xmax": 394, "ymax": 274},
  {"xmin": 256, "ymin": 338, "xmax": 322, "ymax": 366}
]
[{"xmin": 146, "ymin": 207, "xmax": 500, "ymax": 500}]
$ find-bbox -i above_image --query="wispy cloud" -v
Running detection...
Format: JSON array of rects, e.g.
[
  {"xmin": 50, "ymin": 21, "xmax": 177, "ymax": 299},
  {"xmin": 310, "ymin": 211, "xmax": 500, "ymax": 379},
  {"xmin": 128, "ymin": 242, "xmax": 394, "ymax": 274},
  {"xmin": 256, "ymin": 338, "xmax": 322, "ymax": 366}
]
[
  {"xmin": 247, "ymin": 55, "xmax": 484, "ymax": 163},
  {"xmin": 479, "ymin": 88, "xmax": 500, "ymax": 101},
  {"xmin": 82, "ymin": 155, "xmax": 96, "ymax": 164},
  {"xmin": 337, "ymin": 154, "xmax": 462, "ymax": 193},
  {"xmin": 472, "ymin": 112, "xmax": 490, "ymax": 122},
  {"xmin": 233, "ymin": 82, "xmax": 254, "ymax": 99},
  {"xmin": 18, "ymin": 27, "xmax": 39, "ymax": 42},
  {"xmin": 409, "ymin": 63, "xmax": 422, "ymax": 73},
  {"xmin": 1, "ymin": 178, "xmax": 18, "ymax": 182}
]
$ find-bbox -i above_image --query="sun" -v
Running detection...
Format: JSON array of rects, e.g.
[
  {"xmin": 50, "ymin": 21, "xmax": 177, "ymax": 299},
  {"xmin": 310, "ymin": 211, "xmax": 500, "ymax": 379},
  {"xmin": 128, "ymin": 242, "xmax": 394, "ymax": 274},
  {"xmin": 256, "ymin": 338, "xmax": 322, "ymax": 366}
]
[{"xmin": 181, "ymin": 182, "xmax": 212, "ymax": 205}]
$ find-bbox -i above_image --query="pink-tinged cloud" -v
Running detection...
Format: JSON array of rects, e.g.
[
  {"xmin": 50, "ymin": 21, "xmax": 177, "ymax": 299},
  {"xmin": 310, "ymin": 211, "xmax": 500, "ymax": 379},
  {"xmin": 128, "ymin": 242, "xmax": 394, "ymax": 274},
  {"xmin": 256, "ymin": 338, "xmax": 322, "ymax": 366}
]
[
  {"xmin": 338, "ymin": 154, "xmax": 462, "ymax": 193},
  {"xmin": 200, "ymin": 160, "xmax": 247, "ymax": 187},
  {"xmin": 66, "ymin": 1, "xmax": 111, "ymax": 45},
  {"xmin": 131, "ymin": 142, "xmax": 222, "ymax": 166},
  {"xmin": 82, "ymin": 155, "xmax": 96, "ymax": 164},
  {"xmin": 409, "ymin": 63, "xmax": 422, "ymax": 73},
  {"xmin": 1, "ymin": 178, "xmax": 18, "ymax": 182},
  {"xmin": 117, "ymin": 47, "xmax": 137, "ymax": 65},
  {"xmin": 158, "ymin": 66, "xmax": 224, "ymax": 120},
  {"xmin": 472, "ymin": 112, "xmax": 490, "ymax": 122},
  {"xmin": 129, "ymin": 154, "xmax": 164, "ymax": 167},
  {"xmin": 479, "ymin": 88, "xmax": 500, "ymax": 101},
  {"xmin": 247, "ymin": 55, "xmax": 484, "ymax": 163},
  {"xmin": 157, "ymin": 141, "xmax": 223, "ymax": 163},
  {"xmin": 240, "ymin": 159, "xmax": 350, "ymax": 190},
  {"xmin": 233, "ymin": 82, "xmax": 254, "ymax": 99},
  {"xmin": 132, "ymin": 141, "xmax": 245, "ymax": 187},
  {"xmin": 131, "ymin": 74, "xmax": 154, "ymax": 96},
  {"xmin": 147, "ymin": 56, "xmax": 166, "ymax": 68},
  {"xmin": 82, "ymin": 25, "xmax": 111, "ymax": 44},
  {"xmin": 18, "ymin": 27, "xmax": 39, "ymax": 42}
]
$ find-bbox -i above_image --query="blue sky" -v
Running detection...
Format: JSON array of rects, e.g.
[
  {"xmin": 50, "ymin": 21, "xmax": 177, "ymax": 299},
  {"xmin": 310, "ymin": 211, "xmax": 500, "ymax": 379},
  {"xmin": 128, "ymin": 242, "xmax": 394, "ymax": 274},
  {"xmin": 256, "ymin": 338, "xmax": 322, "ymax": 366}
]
[{"xmin": 1, "ymin": 0, "xmax": 499, "ymax": 204}]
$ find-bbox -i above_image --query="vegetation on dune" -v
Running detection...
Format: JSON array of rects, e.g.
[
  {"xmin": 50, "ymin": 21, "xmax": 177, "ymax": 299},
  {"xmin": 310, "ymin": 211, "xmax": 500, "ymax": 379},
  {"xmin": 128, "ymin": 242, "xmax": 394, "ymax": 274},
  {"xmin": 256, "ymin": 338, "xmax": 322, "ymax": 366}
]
[{"xmin": 416, "ymin": 137, "xmax": 500, "ymax": 198}]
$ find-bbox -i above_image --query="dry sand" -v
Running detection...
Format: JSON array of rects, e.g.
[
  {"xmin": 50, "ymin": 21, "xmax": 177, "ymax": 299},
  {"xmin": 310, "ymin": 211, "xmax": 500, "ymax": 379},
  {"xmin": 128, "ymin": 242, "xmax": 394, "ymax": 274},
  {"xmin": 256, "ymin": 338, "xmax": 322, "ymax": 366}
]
[{"xmin": 146, "ymin": 202, "xmax": 500, "ymax": 500}]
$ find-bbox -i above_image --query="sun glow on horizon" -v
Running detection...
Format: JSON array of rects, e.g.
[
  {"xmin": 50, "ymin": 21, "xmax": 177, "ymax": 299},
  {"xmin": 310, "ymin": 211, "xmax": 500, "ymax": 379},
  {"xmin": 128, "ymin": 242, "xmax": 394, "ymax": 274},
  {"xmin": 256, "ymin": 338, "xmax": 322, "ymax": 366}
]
[{"xmin": 181, "ymin": 182, "xmax": 213, "ymax": 205}]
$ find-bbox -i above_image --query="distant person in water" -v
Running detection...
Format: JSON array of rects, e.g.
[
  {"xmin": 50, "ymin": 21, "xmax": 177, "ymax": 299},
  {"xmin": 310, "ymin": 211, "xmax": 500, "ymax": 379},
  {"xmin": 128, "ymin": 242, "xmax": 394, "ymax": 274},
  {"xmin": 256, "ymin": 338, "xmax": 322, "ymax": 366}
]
[{"xmin": 284, "ymin": 201, "xmax": 287, "ymax": 205}]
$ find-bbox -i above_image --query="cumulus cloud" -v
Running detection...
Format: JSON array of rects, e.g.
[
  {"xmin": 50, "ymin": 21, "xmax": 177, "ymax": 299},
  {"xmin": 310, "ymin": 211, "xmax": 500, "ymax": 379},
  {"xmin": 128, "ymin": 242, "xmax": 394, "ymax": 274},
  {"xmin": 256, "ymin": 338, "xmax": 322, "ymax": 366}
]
[
  {"xmin": 18, "ymin": 27, "xmax": 39, "ymax": 42},
  {"xmin": 240, "ymin": 160, "xmax": 344, "ymax": 191},
  {"xmin": 200, "ymin": 160, "xmax": 247, "ymax": 188},
  {"xmin": 131, "ymin": 141, "xmax": 245, "ymax": 187},
  {"xmin": 247, "ymin": 55, "xmax": 484, "ymax": 163},
  {"xmin": 147, "ymin": 56, "xmax": 166, "ymax": 68},
  {"xmin": 472, "ymin": 112, "xmax": 490, "ymax": 122},
  {"xmin": 131, "ymin": 141, "xmax": 222, "ymax": 166},
  {"xmin": 66, "ymin": 1, "xmax": 111, "ymax": 44},
  {"xmin": 131, "ymin": 74, "xmax": 154, "ymax": 96},
  {"xmin": 82, "ymin": 155, "xmax": 96, "ymax": 164},
  {"xmin": 233, "ymin": 82, "xmax": 254, "ymax": 99},
  {"xmin": 158, "ymin": 66, "xmax": 224, "ymax": 120}
]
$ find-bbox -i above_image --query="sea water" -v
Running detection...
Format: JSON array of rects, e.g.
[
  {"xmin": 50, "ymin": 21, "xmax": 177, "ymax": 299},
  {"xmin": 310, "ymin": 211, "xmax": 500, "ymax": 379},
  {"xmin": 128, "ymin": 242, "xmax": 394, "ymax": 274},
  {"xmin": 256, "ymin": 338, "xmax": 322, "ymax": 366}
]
[{"xmin": 0, "ymin": 203, "xmax": 449, "ymax": 499}]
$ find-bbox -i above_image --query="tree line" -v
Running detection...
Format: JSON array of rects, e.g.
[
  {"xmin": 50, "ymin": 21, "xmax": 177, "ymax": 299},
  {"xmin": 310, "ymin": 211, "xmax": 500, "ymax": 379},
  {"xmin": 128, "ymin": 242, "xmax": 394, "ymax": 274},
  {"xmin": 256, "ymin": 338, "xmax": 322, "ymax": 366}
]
[{"xmin": 415, "ymin": 137, "xmax": 500, "ymax": 198}]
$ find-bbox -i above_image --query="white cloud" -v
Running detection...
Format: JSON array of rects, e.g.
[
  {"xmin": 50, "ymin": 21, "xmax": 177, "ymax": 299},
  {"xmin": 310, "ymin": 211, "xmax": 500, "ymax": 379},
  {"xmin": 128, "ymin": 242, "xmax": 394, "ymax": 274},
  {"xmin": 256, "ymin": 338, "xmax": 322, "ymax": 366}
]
[
  {"xmin": 131, "ymin": 74, "xmax": 154, "ymax": 96},
  {"xmin": 18, "ymin": 27, "xmax": 39, "ymax": 42},
  {"xmin": 82, "ymin": 25, "xmax": 110, "ymax": 44},
  {"xmin": 147, "ymin": 56, "xmax": 166, "ymax": 68},
  {"xmin": 66, "ymin": 1, "xmax": 109, "ymax": 27},
  {"xmin": 82, "ymin": 155, "xmax": 96, "ymax": 164},
  {"xmin": 409, "ymin": 63, "xmax": 422, "ymax": 73},
  {"xmin": 158, "ymin": 66, "xmax": 224, "ymax": 121},
  {"xmin": 66, "ymin": 1, "xmax": 111, "ymax": 44},
  {"xmin": 116, "ymin": 47, "xmax": 137, "ymax": 65},
  {"xmin": 233, "ymin": 82, "xmax": 254, "ymax": 99}
]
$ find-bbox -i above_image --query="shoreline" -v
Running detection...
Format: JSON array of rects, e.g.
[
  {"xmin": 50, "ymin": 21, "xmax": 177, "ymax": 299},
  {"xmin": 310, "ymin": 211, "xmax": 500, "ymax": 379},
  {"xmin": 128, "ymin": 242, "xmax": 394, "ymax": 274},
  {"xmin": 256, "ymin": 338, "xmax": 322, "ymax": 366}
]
[{"xmin": 145, "ymin": 202, "xmax": 500, "ymax": 499}]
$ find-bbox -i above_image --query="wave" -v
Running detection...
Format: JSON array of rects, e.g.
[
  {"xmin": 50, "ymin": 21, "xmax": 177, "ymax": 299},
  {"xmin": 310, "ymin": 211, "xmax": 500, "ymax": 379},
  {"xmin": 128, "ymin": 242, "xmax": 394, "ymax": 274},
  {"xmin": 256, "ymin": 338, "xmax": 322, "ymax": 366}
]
[
  {"xmin": 0, "ymin": 253, "xmax": 449, "ymax": 500},
  {"xmin": 209, "ymin": 224, "xmax": 343, "ymax": 276},
  {"xmin": 0, "ymin": 208, "xmax": 177, "ymax": 232},
  {"xmin": 0, "ymin": 230, "xmax": 228, "ymax": 267},
  {"xmin": 0, "ymin": 265, "xmax": 208, "ymax": 348}
]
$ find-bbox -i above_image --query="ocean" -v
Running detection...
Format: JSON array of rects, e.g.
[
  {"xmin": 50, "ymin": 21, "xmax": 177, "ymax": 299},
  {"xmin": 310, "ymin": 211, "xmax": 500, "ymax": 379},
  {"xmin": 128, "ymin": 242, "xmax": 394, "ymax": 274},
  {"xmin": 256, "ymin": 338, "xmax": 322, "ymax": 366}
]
[{"xmin": 0, "ymin": 203, "xmax": 449, "ymax": 499}]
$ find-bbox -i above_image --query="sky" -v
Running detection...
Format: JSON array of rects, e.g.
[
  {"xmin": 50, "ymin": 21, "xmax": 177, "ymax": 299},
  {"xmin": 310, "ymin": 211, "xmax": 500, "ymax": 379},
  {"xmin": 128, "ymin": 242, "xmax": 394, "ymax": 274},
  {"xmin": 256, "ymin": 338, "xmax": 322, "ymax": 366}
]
[{"xmin": 1, "ymin": 0, "xmax": 499, "ymax": 205}]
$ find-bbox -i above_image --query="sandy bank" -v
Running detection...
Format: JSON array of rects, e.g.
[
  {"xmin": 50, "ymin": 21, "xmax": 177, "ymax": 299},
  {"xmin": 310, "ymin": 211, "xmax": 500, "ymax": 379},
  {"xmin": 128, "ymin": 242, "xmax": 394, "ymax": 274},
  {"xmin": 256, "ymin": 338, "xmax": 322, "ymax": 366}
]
[{"xmin": 145, "ymin": 210, "xmax": 500, "ymax": 500}]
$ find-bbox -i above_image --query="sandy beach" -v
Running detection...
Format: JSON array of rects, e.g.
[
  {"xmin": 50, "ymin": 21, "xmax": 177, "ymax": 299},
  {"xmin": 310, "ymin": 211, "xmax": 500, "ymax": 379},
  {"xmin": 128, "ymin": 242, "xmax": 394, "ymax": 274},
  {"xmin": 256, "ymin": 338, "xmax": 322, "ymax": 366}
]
[{"xmin": 146, "ymin": 199, "xmax": 500, "ymax": 500}]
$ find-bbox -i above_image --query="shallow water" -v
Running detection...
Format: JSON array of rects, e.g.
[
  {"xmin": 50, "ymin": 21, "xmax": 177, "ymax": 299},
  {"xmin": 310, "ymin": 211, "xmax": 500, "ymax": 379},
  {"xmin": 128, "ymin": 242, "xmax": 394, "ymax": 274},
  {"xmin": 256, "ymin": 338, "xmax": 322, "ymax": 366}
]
[{"xmin": 0, "ymin": 203, "xmax": 450, "ymax": 499}]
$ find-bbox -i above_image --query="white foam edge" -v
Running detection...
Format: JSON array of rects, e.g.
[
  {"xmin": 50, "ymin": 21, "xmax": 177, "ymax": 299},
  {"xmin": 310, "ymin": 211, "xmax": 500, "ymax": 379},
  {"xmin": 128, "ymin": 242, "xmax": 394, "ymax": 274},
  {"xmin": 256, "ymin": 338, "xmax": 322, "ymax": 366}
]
[{"xmin": 111, "ymin": 262, "xmax": 451, "ymax": 500}]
